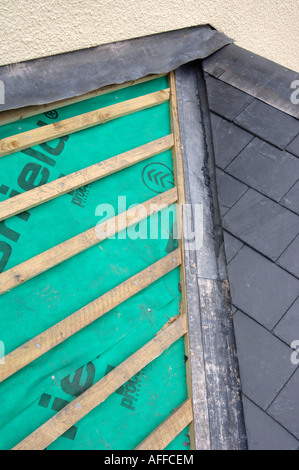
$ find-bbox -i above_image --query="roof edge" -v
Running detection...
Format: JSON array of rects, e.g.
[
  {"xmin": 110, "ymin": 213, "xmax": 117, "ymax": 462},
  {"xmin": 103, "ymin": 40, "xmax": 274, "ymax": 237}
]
[
  {"xmin": 203, "ymin": 44, "xmax": 299, "ymax": 119},
  {"xmin": 175, "ymin": 62, "xmax": 247, "ymax": 450},
  {"xmin": 0, "ymin": 25, "xmax": 232, "ymax": 113}
]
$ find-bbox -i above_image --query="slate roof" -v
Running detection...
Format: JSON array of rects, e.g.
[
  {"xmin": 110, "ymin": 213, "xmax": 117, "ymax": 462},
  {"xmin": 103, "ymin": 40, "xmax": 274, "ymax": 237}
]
[{"xmin": 204, "ymin": 49, "xmax": 299, "ymax": 450}]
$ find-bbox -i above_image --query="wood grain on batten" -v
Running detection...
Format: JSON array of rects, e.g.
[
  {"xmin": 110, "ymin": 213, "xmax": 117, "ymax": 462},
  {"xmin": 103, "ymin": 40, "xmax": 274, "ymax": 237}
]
[
  {"xmin": 0, "ymin": 74, "xmax": 165, "ymax": 127},
  {"xmin": 13, "ymin": 314, "xmax": 187, "ymax": 451},
  {"xmin": 169, "ymin": 71, "xmax": 195, "ymax": 449},
  {"xmin": 0, "ymin": 134, "xmax": 174, "ymax": 221},
  {"xmin": 0, "ymin": 249, "xmax": 182, "ymax": 384},
  {"xmin": 0, "ymin": 88, "xmax": 170, "ymax": 158},
  {"xmin": 136, "ymin": 399, "xmax": 193, "ymax": 450},
  {"xmin": 0, "ymin": 187, "xmax": 178, "ymax": 295}
]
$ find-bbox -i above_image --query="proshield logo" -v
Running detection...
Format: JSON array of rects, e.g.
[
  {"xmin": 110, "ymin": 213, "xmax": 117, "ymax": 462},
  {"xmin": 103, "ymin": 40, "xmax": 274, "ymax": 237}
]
[
  {"xmin": 0, "ymin": 81, "xmax": 4, "ymax": 105},
  {"xmin": 105, "ymin": 365, "xmax": 145, "ymax": 411}
]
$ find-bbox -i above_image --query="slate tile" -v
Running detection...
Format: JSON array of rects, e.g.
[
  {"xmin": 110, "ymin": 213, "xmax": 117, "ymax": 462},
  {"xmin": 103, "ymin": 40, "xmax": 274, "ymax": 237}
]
[
  {"xmin": 223, "ymin": 230, "xmax": 244, "ymax": 264},
  {"xmin": 203, "ymin": 45, "xmax": 270, "ymax": 91},
  {"xmin": 204, "ymin": 44, "xmax": 299, "ymax": 119},
  {"xmin": 205, "ymin": 74, "xmax": 254, "ymax": 121},
  {"xmin": 235, "ymin": 99, "xmax": 299, "ymax": 149},
  {"xmin": 210, "ymin": 113, "xmax": 253, "ymax": 169},
  {"xmin": 216, "ymin": 169, "xmax": 248, "ymax": 216},
  {"xmin": 274, "ymin": 297, "xmax": 299, "ymax": 346},
  {"xmin": 226, "ymin": 138, "xmax": 299, "ymax": 202},
  {"xmin": 287, "ymin": 134, "xmax": 299, "ymax": 158},
  {"xmin": 228, "ymin": 246, "xmax": 299, "ymax": 329},
  {"xmin": 268, "ymin": 369, "xmax": 299, "ymax": 440},
  {"xmin": 242, "ymin": 396, "xmax": 299, "ymax": 450},
  {"xmin": 281, "ymin": 180, "xmax": 299, "ymax": 215},
  {"xmin": 234, "ymin": 311, "xmax": 297, "ymax": 410},
  {"xmin": 277, "ymin": 235, "xmax": 299, "ymax": 278},
  {"xmin": 223, "ymin": 188, "xmax": 299, "ymax": 261}
]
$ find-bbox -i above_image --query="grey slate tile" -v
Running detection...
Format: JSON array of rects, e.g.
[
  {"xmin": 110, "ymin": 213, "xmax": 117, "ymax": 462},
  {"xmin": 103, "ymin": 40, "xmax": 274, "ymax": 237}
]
[
  {"xmin": 277, "ymin": 235, "xmax": 299, "ymax": 278},
  {"xmin": 268, "ymin": 369, "xmax": 299, "ymax": 440},
  {"xmin": 273, "ymin": 298, "xmax": 299, "ymax": 346},
  {"xmin": 242, "ymin": 396, "xmax": 299, "ymax": 450},
  {"xmin": 226, "ymin": 138, "xmax": 299, "ymax": 202},
  {"xmin": 274, "ymin": 297, "xmax": 299, "ymax": 347},
  {"xmin": 203, "ymin": 44, "xmax": 299, "ymax": 119},
  {"xmin": 235, "ymin": 99, "xmax": 299, "ymax": 149},
  {"xmin": 281, "ymin": 180, "xmax": 299, "ymax": 215},
  {"xmin": 223, "ymin": 230, "xmax": 244, "ymax": 264},
  {"xmin": 228, "ymin": 246, "xmax": 299, "ymax": 329},
  {"xmin": 287, "ymin": 134, "xmax": 299, "ymax": 158},
  {"xmin": 223, "ymin": 188, "xmax": 299, "ymax": 261},
  {"xmin": 205, "ymin": 74, "xmax": 254, "ymax": 121},
  {"xmin": 210, "ymin": 113, "xmax": 253, "ymax": 169},
  {"xmin": 234, "ymin": 311, "xmax": 297, "ymax": 410},
  {"xmin": 216, "ymin": 169, "xmax": 248, "ymax": 216}
]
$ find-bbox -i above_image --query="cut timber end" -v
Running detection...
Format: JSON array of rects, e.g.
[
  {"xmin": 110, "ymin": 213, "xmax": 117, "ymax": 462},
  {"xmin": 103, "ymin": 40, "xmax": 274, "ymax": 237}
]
[{"xmin": 136, "ymin": 399, "xmax": 193, "ymax": 450}]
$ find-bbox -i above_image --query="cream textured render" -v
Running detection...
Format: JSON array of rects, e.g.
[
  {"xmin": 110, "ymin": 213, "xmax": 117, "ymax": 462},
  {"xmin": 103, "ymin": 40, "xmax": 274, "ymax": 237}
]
[{"xmin": 0, "ymin": 0, "xmax": 298, "ymax": 71}]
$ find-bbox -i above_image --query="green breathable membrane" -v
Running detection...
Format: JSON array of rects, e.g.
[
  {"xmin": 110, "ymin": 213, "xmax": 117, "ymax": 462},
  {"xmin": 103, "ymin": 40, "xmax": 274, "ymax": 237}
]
[
  {"xmin": 0, "ymin": 78, "xmax": 167, "ymax": 139},
  {"xmin": 0, "ymin": 77, "xmax": 189, "ymax": 450}
]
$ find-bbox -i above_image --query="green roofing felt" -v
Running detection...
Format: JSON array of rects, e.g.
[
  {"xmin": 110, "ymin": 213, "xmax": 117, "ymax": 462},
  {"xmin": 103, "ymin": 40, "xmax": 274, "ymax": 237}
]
[{"xmin": 0, "ymin": 76, "xmax": 189, "ymax": 450}]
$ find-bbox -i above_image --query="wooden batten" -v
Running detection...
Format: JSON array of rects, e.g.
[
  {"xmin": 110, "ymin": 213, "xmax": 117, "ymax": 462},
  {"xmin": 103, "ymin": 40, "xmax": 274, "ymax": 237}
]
[
  {"xmin": 0, "ymin": 250, "xmax": 181, "ymax": 384},
  {"xmin": 168, "ymin": 71, "xmax": 195, "ymax": 449},
  {"xmin": 13, "ymin": 315, "xmax": 187, "ymax": 451},
  {"xmin": 0, "ymin": 74, "xmax": 165, "ymax": 127},
  {"xmin": 0, "ymin": 187, "xmax": 177, "ymax": 295},
  {"xmin": 0, "ymin": 72, "xmax": 194, "ymax": 452},
  {"xmin": 0, "ymin": 89, "xmax": 170, "ymax": 158},
  {"xmin": 0, "ymin": 134, "xmax": 174, "ymax": 221},
  {"xmin": 136, "ymin": 399, "xmax": 193, "ymax": 450}
]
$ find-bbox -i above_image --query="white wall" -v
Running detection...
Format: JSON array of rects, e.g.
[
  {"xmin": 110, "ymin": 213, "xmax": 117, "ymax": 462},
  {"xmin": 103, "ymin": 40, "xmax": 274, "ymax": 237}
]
[{"xmin": 0, "ymin": 0, "xmax": 298, "ymax": 71}]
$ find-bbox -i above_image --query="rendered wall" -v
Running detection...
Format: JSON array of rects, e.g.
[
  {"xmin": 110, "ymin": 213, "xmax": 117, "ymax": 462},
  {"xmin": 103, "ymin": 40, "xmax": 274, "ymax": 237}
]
[{"xmin": 0, "ymin": 0, "xmax": 298, "ymax": 71}]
